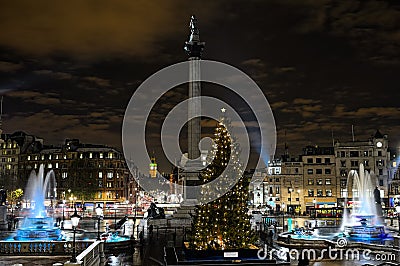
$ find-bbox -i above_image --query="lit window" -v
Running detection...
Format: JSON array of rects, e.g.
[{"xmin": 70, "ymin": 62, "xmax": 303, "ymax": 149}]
[
  {"xmin": 99, "ymin": 172, "xmax": 103, "ymax": 178},
  {"xmin": 107, "ymin": 172, "xmax": 113, "ymax": 179},
  {"xmin": 41, "ymin": 155, "xmax": 45, "ymax": 160},
  {"xmin": 27, "ymin": 155, "xmax": 31, "ymax": 161},
  {"xmin": 48, "ymin": 163, "xmax": 52, "ymax": 169},
  {"xmin": 49, "ymin": 154, "xmax": 52, "ymax": 160},
  {"xmin": 80, "ymin": 153, "xmax": 83, "ymax": 159},
  {"xmin": 308, "ymin": 190, "xmax": 314, "ymax": 197},
  {"xmin": 55, "ymin": 163, "xmax": 59, "ymax": 168},
  {"xmin": 62, "ymin": 172, "xmax": 68, "ymax": 179},
  {"xmin": 55, "ymin": 154, "xmax": 59, "ymax": 159},
  {"xmin": 308, "ymin": 179, "xmax": 314, "ymax": 185},
  {"xmin": 108, "ymin": 152, "xmax": 113, "ymax": 159},
  {"xmin": 326, "ymin": 189, "xmax": 332, "ymax": 197},
  {"xmin": 89, "ymin": 153, "xmax": 93, "ymax": 159},
  {"xmin": 100, "ymin": 153, "xmax": 103, "ymax": 159},
  {"xmin": 317, "ymin": 179, "xmax": 323, "ymax": 185},
  {"xmin": 317, "ymin": 189, "xmax": 323, "ymax": 197},
  {"xmin": 325, "ymin": 179, "xmax": 331, "ymax": 185}
]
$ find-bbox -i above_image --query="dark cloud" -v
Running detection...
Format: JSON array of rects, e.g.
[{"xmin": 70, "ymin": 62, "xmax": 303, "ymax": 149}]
[
  {"xmin": 0, "ymin": 0, "xmax": 221, "ymax": 60},
  {"xmin": 1, "ymin": 0, "xmax": 400, "ymax": 170},
  {"xmin": 0, "ymin": 61, "xmax": 23, "ymax": 73}
]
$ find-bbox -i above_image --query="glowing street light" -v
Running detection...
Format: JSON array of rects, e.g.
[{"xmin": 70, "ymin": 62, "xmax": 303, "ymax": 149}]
[
  {"xmin": 95, "ymin": 204, "xmax": 103, "ymax": 241},
  {"xmin": 70, "ymin": 209, "xmax": 81, "ymax": 263},
  {"xmin": 313, "ymin": 198, "xmax": 317, "ymax": 222}
]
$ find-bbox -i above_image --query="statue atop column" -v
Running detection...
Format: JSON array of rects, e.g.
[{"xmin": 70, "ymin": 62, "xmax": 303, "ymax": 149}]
[{"xmin": 189, "ymin": 15, "xmax": 199, "ymax": 35}]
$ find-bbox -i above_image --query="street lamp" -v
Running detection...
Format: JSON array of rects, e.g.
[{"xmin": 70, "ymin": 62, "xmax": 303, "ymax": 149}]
[
  {"xmin": 70, "ymin": 209, "xmax": 82, "ymax": 263},
  {"xmin": 297, "ymin": 189, "xmax": 301, "ymax": 216},
  {"xmin": 288, "ymin": 188, "xmax": 293, "ymax": 214},
  {"xmin": 61, "ymin": 199, "xmax": 66, "ymax": 229},
  {"xmin": 114, "ymin": 205, "xmax": 117, "ymax": 229},
  {"xmin": 282, "ymin": 203, "xmax": 285, "ymax": 231},
  {"xmin": 395, "ymin": 206, "xmax": 400, "ymax": 236},
  {"xmin": 313, "ymin": 198, "xmax": 317, "ymax": 223},
  {"xmin": 95, "ymin": 204, "xmax": 103, "ymax": 241}
]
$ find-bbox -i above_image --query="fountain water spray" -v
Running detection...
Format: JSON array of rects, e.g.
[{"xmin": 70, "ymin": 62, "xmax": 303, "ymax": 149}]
[
  {"xmin": 25, "ymin": 165, "xmax": 57, "ymax": 217},
  {"xmin": 341, "ymin": 163, "xmax": 387, "ymax": 240},
  {"xmin": 14, "ymin": 164, "xmax": 62, "ymax": 240}
]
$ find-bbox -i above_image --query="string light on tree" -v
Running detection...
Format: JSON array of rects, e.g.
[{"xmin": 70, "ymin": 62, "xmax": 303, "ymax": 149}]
[{"xmin": 190, "ymin": 110, "xmax": 256, "ymax": 250}]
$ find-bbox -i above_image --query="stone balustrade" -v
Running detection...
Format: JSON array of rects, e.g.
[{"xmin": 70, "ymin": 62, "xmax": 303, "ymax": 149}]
[{"xmin": 0, "ymin": 240, "xmax": 92, "ymax": 255}]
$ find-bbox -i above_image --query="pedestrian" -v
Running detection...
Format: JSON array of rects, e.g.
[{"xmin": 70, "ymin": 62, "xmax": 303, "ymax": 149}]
[
  {"xmin": 13, "ymin": 216, "xmax": 18, "ymax": 229},
  {"xmin": 268, "ymin": 230, "xmax": 274, "ymax": 244},
  {"xmin": 139, "ymin": 230, "xmax": 144, "ymax": 245}
]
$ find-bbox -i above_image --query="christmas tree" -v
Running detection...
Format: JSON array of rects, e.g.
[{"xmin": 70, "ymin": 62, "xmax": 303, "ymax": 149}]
[{"xmin": 190, "ymin": 113, "xmax": 256, "ymax": 250}]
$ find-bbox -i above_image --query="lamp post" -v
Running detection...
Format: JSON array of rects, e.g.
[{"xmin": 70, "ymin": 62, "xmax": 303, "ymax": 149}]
[
  {"xmin": 61, "ymin": 199, "xmax": 66, "ymax": 229},
  {"xmin": 134, "ymin": 187, "xmax": 138, "ymax": 220},
  {"xmin": 289, "ymin": 188, "xmax": 293, "ymax": 215},
  {"xmin": 282, "ymin": 203, "xmax": 285, "ymax": 231},
  {"xmin": 95, "ymin": 204, "xmax": 103, "ymax": 241},
  {"xmin": 297, "ymin": 189, "xmax": 301, "ymax": 216},
  {"xmin": 395, "ymin": 206, "xmax": 400, "ymax": 236},
  {"xmin": 313, "ymin": 198, "xmax": 317, "ymax": 225},
  {"xmin": 70, "ymin": 209, "xmax": 81, "ymax": 263},
  {"xmin": 114, "ymin": 205, "xmax": 117, "ymax": 229}
]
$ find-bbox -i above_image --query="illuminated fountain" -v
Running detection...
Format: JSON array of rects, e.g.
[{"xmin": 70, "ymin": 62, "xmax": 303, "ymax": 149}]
[
  {"xmin": 341, "ymin": 164, "xmax": 388, "ymax": 240},
  {"xmin": 14, "ymin": 165, "xmax": 62, "ymax": 241}
]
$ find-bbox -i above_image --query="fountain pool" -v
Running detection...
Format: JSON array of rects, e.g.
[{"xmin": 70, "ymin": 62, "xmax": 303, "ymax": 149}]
[{"xmin": 13, "ymin": 165, "xmax": 62, "ymax": 241}]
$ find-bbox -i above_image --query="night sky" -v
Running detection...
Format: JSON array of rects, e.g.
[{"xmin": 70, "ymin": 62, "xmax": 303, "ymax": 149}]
[{"xmin": 1, "ymin": 1, "xmax": 399, "ymax": 171}]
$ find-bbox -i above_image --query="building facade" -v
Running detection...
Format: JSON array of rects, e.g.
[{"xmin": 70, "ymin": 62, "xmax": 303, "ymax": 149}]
[
  {"xmin": 302, "ymin": 146, "xmax": 336, "ymax": 214},
  {"xmin": 18, "ymin": 139, "xmax": 135, "ymax": 203},
  {"xmin": 249, "ymin": 130, "xmax": 395, "ymax": 216},
  {"xmin": 334, "ymin": 130, "xmax": 391, "ymax": 208}
]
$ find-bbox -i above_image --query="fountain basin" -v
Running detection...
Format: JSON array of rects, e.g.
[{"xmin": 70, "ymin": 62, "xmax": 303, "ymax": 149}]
[
  {"xmin": 343, "ymin": 225, "xmax": 387, "ymax": 240},
  {"xmin": 14, "ymin": 217, "xmax": 63, "ymax": 241}
]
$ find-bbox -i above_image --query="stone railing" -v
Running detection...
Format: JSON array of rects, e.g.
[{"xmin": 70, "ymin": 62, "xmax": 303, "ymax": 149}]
[
  {"xmin": 0, "ymin": 240, "xmax": 93, "ymax": 255},
  {"xmin": 64, "ymin": 241, "xmax": 105, "ymax": 266}
]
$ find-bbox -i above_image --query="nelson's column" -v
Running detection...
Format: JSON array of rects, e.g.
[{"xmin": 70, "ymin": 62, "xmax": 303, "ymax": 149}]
[{"xmin": 182, "ymin": 15, "xmax": 205, "ymax": 201}]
